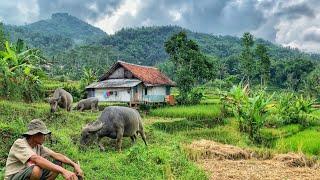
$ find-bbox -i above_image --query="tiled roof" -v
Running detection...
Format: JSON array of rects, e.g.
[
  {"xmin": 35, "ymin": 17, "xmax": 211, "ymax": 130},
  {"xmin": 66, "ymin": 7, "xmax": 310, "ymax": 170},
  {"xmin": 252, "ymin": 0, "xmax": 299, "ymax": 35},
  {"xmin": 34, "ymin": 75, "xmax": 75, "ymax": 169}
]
[
  {"xmin": 86, "ymin": 79, "xmax": 141, "ymax": 89},
  {"xmin": 99, "ymin": 61, "xmax": 175, "ymax": 86}
]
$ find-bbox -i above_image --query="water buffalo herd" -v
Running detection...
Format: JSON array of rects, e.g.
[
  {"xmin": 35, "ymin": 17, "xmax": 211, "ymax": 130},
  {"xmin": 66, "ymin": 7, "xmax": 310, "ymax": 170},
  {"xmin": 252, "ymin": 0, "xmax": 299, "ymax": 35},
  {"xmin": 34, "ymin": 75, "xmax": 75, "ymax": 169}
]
[{"xmin": 47, "ymin": 88, "xmax": 147, "ymax": 151}]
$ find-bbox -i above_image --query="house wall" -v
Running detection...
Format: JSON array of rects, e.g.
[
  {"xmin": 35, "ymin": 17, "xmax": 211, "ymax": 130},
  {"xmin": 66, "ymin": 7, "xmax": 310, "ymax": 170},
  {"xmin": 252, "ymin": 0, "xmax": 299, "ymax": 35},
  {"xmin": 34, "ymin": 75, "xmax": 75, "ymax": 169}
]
[
  {"xmin": 109, "ymin": 67, "xmax": 124, "ymax": 78},
  {"xmin": 143, "ymin": 86, "xmax": 167, "ymax": 102},
  {"xmin": 91, "ymin": 86, "xmax": 171, "ymax": 103},
  {"xmin": 94, "ymin": 88, "xmax": 131, "ymax": 102},
  {"xmin": 131, "ymin": 84, "xmax": 144, "ymax": 102},
  {"xmin": 108, "ymin": 67, "xmax": 133, "ymax": 79}
]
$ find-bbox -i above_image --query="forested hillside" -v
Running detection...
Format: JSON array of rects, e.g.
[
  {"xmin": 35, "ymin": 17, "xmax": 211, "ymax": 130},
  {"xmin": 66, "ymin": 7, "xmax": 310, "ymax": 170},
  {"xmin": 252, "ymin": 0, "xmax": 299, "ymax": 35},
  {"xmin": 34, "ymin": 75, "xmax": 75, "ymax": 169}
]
[
  {"xmin": 4, "ymin": 13, "xmax": 107, "ymax": 56},
  {"xmin": 2, "ymin": 13, "xmax": 320, "ymax": 83}
]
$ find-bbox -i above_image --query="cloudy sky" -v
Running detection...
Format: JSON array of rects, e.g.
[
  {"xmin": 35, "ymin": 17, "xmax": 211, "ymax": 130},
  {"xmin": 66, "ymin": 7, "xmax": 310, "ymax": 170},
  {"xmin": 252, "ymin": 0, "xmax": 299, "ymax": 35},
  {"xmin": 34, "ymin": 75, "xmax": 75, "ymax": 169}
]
[{"xmin": 0, "ymin": 0, "xmax": 320, "ymax": 52}]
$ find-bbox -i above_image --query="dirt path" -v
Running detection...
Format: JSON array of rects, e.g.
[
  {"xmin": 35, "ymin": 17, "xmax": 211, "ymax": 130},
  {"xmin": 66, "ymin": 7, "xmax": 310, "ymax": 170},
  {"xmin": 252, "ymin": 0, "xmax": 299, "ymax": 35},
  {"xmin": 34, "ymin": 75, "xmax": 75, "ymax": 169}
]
[{"xmin": 185, "ymin": 140, "xmax": 320, "ymax": 180}]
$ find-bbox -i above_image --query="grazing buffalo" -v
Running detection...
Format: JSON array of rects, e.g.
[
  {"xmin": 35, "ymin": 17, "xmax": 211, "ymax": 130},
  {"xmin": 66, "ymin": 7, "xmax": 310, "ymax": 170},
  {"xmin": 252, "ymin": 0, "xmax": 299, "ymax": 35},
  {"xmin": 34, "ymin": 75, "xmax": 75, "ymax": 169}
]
[
  {"xmin": 80, "ymin": 106, "xmax": 147, "ymax": 151},
  {"xmin": 48, "ymin": 88, "xmax": 73, "ymax": 112},
  {"xmin": 75, "ymin": 97, "xmax": 99, "ymax": 112}
]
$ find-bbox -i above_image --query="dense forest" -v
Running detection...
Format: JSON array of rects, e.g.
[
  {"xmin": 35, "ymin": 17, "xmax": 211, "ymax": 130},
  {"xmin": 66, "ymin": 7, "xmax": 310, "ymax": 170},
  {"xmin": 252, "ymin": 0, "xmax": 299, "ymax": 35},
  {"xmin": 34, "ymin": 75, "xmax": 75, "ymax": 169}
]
[{"xmin": 2, "ymin": 13, "xmax": 320, "ymax": 91}]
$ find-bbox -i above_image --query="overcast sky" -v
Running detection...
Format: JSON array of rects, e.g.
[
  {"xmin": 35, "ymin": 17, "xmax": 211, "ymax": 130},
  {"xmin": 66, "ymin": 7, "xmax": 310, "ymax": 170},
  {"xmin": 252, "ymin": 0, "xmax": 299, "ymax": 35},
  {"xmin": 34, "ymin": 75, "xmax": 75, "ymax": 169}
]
[{"xmin": 1, "ymin": 0, "xmax": 320, "ymax": 52}]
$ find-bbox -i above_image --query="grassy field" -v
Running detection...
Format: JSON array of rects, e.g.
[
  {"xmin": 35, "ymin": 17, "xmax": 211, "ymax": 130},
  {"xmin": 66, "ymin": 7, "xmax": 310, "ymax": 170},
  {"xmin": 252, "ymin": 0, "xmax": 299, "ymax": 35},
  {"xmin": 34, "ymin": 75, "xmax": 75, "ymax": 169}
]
[
  {"xmin": 275, "ymin": 128, "xmax": 320, "ymax": 155},
  {"xmin": 149, "ymin": 104, "xmax": 222, "ymax": 120},
  {"xmin": 0, "ymin": 98, "xmax": 320, "ymax": 179},
  {"xmin": 0, "ymin": 100, "xmax": 221, "ymax": 179}
]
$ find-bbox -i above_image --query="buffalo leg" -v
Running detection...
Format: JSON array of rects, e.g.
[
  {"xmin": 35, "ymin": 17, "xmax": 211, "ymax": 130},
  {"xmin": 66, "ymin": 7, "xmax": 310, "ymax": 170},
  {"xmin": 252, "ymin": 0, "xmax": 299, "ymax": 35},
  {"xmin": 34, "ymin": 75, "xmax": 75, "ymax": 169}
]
[
  {"xmin": 130, "ymin": 134, "xmax": 136, "ymax": 144},
  {"xmin": 80, "ymin": 104, "xmax": 84, "ymax": 112},
  {"xmin": 97, "ymin": 137, "xmax": 105, "ymax": 151},
  {"xmin": 91, "ymin": 103, "xmax": 96, "ymax": 112},
  {"xmin": 116, "ymin": 128, "xmax": 124, "ymax": 151}
]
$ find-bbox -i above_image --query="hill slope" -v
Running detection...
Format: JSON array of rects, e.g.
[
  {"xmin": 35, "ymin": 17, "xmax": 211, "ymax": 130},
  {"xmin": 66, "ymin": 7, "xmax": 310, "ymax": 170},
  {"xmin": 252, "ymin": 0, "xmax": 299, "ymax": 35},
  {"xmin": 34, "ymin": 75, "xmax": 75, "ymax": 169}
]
[
  {"xmin": 3, "ymin": 14, "xmax": 320, "ymax": 78},
  {"xmin": 25, "ymin": 13, "xmax": 106, "ymax": 43},
  {"xmin": 4, "ymin": 13, "xmax": 107, "ymax": 56},
  {"xmin": 100, "ymin": 26, "xmax": 320, "ymax": 66}
]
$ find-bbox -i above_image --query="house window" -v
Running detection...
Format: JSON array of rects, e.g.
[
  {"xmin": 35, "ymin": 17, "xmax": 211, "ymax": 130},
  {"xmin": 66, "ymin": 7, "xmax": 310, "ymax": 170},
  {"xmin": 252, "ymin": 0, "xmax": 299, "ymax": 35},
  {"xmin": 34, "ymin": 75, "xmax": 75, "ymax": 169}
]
[{"xmin": 145, "ymin": 88, "xmax": 148, "ymax": 95}]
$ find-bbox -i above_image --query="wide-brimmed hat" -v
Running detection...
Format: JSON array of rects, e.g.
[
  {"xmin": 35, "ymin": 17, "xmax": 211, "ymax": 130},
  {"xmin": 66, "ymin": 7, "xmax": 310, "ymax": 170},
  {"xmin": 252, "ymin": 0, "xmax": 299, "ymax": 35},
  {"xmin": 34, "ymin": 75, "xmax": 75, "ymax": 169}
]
[{"xmin": 23, "ymin": 119, "xmax": 51, "ymax": 136}]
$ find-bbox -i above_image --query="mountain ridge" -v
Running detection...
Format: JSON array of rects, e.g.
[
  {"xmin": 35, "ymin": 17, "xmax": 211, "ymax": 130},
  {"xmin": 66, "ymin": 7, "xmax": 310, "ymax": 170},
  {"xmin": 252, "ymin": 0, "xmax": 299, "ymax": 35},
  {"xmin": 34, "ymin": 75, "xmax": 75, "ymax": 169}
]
[{"xmin": 2, "ymin": 13, "xmax": 320, "ymax": 79}]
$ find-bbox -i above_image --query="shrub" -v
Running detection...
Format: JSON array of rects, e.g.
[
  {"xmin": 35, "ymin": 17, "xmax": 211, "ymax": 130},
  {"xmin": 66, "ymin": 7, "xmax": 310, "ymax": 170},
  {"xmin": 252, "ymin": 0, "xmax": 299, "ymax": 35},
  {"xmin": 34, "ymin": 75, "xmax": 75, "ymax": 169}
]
[
  {"xmin": 0, "ymin": 40, "xmax": 46, "ymax": 102},
  {"xmin": 176, "ymin": 87, "xmax": 204, "ymax": 105},
  {"xmin": 227, "ymin": 83, "xmax": 273, "ymax": 143},
  {"xmin": 274, "ymin": 93, "xmax": 315, "ymax": 127}
]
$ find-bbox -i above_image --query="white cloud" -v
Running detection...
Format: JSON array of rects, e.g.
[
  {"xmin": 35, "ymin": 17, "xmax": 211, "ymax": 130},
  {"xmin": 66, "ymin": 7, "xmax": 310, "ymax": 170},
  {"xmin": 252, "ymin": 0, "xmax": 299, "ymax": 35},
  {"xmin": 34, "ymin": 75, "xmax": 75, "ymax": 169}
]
[
  {"xmin": 0, "ymin": 0, "xmax": 39, "ymax": 25},
  {"xmin": 169, "ymin": 10, "xmax": 182, "ymax": 22},
  {"xmin": 87, "ymin": 2, "xmax": 99, "ymax": 13},
  {"xmin": 2, "ymin": 0, "xmax": 320, "ymax": 52},
  {"xmin": 90, "ymin": 0, "xmax": 143, "ymax": 34}
]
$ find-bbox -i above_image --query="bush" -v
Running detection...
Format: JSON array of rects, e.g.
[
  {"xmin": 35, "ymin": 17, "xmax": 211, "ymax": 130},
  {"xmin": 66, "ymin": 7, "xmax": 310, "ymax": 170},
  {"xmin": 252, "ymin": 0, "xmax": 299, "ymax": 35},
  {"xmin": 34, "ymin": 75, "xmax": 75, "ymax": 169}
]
[
  {"xmin": 227, "ymin": 83, "xmax": 273, "ymax": 143},
  {"xmin": 274, "ymin": 93, "xmax": 315, "ymax": 127},
  {"xmin": 176, "ymin": 87, "xmax": 204, "ymax": 105}
]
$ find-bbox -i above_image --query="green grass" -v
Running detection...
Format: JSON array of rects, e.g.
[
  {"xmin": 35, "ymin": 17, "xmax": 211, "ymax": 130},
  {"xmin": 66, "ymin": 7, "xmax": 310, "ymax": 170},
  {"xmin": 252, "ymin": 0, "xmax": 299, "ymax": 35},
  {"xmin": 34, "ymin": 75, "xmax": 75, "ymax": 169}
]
[
  {"xmin": 42, "ymin": 79, "xmax": 80, "ymax": 91},
  {"xmin": 275, "ymin": 128, "xmax": 320, "ymax": 155},
  {"xmin": 0, "ymin": 100, "xmax": 208, "ymax": 179},
  {"xmin": 1, "ymin": 96, "xmax": 319, "ymax": 179},
  {"xmin": 149, "ymin": 104, "xmax": 222, "ymax": 120},
  {"xmin": 259, "ymin": 124, "xmax": 303, "ymax": 147}
]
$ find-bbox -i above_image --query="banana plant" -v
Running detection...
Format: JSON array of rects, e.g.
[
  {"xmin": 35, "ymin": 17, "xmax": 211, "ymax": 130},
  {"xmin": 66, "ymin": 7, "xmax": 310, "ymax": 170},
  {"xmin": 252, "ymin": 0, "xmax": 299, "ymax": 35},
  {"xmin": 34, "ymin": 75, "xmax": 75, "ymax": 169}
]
[
  {"xmin": 0, "ymin": 39, "xmax": 45, "ymax": 101},
  {"xmin": 227, "ymin": 82, "xmax": 274, "ymax": 142}
]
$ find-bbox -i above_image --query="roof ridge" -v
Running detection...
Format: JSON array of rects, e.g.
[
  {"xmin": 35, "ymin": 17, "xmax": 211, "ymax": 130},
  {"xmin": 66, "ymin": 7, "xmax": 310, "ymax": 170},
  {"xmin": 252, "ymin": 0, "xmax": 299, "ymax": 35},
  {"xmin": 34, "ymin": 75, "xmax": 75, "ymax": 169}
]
[{"xmin": 117, "ymin": 60, "xmax": 158, "ymax": 69}]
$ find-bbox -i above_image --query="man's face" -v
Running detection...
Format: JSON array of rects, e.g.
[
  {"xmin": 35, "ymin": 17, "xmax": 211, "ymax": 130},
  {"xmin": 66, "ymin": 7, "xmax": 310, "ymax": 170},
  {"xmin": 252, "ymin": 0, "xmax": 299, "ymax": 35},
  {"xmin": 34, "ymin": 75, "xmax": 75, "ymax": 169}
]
[{"xmin": 34, "ymin": 133, "xmax": 46, "ymax": 145}]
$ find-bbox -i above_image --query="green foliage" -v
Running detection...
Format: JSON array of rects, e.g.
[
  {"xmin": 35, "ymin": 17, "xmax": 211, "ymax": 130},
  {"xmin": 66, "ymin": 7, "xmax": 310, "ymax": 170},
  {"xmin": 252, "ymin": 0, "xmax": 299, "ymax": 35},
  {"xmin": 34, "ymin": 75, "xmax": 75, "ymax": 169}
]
[
  {"xmin": 5, "ymin": 21, "xmax": 320, "ymax": 89},
  {"xmin": 0, "ymin": 39, "xmax": 46, "ymax": 102},
  {"xmin": 156, "ymin": 60, "xmax": 175, "ymax": 80},
  {"xmin": 240, "ymin": 32, "xmax": 255, "ymax": 85},
  {"xmin": 79, "ymin": 67, "xmax": 97, "ymax": 97},
  {"xmin": 5, "ymin": 13, "xmax": 106, "ymax": 57},
  {"xmin": 255, "ymin": 44, "xmax": 271, "ymax": 86},
  {"xmin": 52, "ymin": 45, "xmax": 119, "ymax": 79},
  {"xmin": 165, "ymin": 31, "xmax": 214, "ymax": 104},
  {"xmin": 227, "ymin": 83, "xmax": 273, "ymax": 142},
  {"xmin": 259, "ymin": 124, "xmax": 303, "ymax": 147},
  {"xmin": 273, "ymin": 93, "xmax": 315, "ymax": 127},
  {"xmin": 276, "ymin": 128, "xmax": 320, "ymax": 155},
  {"xmin": 304, "ymin": 66, "xmax": 320, "ymax": 101},
  {"xmin": 0, "ymin": 23, "xmax": 7, "ymax": 51}
]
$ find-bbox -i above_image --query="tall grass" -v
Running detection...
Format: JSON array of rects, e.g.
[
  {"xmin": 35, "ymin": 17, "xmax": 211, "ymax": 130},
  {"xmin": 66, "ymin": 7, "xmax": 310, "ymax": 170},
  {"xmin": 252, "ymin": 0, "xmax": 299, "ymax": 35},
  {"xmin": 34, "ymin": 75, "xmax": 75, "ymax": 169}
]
[
  {"xmin": 275, "ymin": 128, "xmax": 320, "ymax": 155},
  {"xmin": 149, "ymin": 104, "xmax": 222, "ymax": 120}
]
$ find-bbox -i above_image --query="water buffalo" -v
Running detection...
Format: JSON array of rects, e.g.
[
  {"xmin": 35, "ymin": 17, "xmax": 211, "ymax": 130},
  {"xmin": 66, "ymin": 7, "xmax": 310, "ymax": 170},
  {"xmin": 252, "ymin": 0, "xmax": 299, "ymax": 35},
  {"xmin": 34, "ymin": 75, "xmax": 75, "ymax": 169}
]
[
  {"xmin": 75, "ymin": 97, "xmax": 99, "ymax": 112},
  {"xmin": 48, "ymin": 88, "xmax": 73, "ymax": 112},
  {"xmin": 80, "ymin": 106, "xmax": 147, "ymax": 151}
]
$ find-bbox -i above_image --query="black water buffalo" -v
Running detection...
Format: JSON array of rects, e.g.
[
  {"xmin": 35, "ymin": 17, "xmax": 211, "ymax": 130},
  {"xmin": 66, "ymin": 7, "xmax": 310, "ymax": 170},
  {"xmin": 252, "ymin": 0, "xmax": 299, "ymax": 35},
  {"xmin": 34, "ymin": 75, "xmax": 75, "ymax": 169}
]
[{"xmin": 80, "ymin": 106, "xmax": 147, "ymax": 151}]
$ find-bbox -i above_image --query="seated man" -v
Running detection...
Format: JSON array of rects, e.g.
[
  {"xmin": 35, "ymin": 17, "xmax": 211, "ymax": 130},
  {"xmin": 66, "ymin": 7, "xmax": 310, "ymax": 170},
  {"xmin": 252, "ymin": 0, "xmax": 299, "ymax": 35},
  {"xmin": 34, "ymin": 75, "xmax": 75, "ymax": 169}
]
[{"xmin": 5, "ymin": 119, "xmax": 83, "ymax": 180}]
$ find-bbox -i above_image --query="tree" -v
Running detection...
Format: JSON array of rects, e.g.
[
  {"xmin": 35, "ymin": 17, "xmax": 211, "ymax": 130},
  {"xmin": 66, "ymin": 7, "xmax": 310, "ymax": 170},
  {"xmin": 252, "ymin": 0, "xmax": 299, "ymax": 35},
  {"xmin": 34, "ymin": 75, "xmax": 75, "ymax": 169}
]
[
  {"xmin": 240, "ymin": 32, "xmax": 255, "ymax": 86},
  {"xmin": 284, "ymin": 58, "xmax": 314, "ymax": 91},
  {"xmin": 0, "ymin": 23, "xmax": 6, "ymax": 51},
  {"xmin": 304, "ymin": 66, "xmax": 320, "ymax": 99},
  {"xmin": 165, "ymin": 31, "xmax": 213, "ymax": 104},
  {"xmin": 255, "ymin": 44, "xmax": 270, "ymax": 87}
]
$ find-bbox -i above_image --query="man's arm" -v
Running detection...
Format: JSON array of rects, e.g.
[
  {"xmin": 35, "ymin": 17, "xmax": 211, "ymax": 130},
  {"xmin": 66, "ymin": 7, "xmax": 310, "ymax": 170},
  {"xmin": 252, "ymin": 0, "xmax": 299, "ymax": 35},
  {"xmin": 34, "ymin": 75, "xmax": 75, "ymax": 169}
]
[
  {"xmin": 29, "ymin": 154, "xmax": 78, "ymax": 179},
  {"xmin": 47, "ymin": 151, "xmax": 84, "ymax": 177}
]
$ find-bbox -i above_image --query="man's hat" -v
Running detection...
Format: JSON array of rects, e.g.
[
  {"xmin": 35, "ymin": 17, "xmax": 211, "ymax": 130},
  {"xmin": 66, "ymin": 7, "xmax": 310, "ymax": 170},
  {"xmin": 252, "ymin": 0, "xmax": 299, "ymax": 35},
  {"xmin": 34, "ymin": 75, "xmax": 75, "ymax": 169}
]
[{"xmin": 23, "ymin": 119, "xmax": 51, "ymax": 136}]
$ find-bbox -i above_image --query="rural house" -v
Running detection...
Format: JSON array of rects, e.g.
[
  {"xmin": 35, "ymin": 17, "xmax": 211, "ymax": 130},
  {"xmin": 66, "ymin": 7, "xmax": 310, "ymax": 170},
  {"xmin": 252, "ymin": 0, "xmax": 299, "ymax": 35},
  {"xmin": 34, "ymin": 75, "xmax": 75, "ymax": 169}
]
[{"xmin": 86, "ymin": 61, "xmax": 175, "ymax": 105}]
